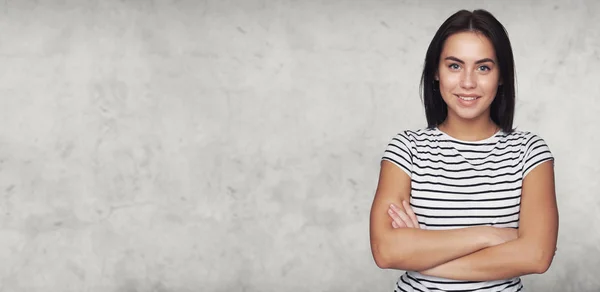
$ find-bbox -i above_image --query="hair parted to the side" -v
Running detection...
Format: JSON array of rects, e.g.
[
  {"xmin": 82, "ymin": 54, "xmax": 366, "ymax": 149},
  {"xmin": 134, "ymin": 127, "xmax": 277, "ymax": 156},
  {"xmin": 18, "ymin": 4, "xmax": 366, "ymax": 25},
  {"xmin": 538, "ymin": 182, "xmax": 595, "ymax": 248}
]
[{"xmin": 420, "ymin": 9, "xmax": 516, "ymax": 133}]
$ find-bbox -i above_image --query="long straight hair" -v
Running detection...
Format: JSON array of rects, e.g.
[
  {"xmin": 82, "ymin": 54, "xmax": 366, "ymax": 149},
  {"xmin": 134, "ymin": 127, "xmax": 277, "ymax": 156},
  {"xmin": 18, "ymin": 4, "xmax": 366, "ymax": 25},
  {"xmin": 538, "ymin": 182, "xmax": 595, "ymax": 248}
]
[{"xmin": 420, "ymin": 9, "xmax": 516, "ymax": 133}]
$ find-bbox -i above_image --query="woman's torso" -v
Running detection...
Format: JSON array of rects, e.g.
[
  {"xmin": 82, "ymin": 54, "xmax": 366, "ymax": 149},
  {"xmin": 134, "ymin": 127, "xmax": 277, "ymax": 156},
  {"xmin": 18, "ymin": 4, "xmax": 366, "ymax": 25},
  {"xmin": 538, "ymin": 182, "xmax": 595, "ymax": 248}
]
[{"xmin": 390, "ymin": 127, "xmax": 535, "ymax": 292}]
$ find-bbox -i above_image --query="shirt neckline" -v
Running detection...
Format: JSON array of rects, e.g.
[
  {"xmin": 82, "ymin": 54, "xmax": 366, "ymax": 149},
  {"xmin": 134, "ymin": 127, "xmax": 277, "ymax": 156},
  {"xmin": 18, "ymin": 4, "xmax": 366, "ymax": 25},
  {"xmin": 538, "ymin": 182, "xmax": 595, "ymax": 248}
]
[{"xmin": 434, "ymin": 127, "xmax": 503, "ymax": 144}]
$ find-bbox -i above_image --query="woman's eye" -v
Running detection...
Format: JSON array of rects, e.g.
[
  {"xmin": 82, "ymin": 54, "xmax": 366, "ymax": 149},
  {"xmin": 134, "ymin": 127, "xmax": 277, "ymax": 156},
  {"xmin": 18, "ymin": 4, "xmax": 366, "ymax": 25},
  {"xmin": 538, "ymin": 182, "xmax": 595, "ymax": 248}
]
[
  {"xmin": 449, "ymin": 64, "xmax": 460, "ymax": 70},
  {"xmin": 479, "ymin": 65, "xmax": 491, "ymax": 71}
]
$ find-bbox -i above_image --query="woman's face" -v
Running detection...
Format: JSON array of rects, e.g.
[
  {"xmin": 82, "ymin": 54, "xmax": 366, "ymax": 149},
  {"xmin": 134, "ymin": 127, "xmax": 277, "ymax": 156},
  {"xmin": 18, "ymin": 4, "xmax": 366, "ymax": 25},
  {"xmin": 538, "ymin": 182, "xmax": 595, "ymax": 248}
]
[{"xmin": 436, "ymin": 31, "xmax": 501, "ymax": 123}]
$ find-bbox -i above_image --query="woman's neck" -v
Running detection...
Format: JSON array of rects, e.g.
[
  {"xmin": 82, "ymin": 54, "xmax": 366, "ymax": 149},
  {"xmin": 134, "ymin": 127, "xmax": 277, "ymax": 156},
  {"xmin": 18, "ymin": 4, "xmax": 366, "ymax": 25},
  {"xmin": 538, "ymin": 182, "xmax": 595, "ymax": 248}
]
[{"xmin": 438, "ymin": 114, "xmax": 499, "ymax": 142}]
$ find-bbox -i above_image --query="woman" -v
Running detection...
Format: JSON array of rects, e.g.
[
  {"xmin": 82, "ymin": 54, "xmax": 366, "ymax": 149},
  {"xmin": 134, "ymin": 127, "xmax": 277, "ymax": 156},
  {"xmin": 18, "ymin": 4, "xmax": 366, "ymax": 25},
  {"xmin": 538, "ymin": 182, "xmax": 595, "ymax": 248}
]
[{"xmin": 369, "ymin": 9, "xmax": 558, "ymax": 292}]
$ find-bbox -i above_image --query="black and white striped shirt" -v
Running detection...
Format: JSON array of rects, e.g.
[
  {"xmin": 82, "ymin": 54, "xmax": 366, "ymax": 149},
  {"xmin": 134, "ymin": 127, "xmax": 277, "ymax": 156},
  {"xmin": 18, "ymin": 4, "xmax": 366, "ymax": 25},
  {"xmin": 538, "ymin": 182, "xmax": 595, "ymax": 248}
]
[{"xmin": 382, "ymin": 127, "xmax": 554, "ymax": 292}]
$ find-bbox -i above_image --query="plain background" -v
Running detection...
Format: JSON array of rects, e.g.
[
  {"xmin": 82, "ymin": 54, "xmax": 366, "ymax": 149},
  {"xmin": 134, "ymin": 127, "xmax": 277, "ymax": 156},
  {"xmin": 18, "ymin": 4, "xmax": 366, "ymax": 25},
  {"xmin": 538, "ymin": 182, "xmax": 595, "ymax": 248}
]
[{"xmin": 0, "ymin": 0, "xmax": 598, "ymax": 291}]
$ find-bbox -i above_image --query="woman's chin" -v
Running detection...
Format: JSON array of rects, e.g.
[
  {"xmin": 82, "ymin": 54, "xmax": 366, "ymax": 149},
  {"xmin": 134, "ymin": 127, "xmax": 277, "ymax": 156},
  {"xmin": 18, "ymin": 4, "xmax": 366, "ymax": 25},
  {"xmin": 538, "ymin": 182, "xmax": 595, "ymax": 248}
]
[{"xmin": 449, "ymin": 107, "xmax": 488, "ymax": 121}]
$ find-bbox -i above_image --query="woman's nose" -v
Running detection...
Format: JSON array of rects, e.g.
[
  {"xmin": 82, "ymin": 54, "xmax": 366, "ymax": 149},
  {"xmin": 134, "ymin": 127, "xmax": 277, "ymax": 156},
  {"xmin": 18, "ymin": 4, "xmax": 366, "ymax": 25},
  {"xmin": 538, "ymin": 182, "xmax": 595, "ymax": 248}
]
[{"xmin": 460, "ymin": 71, "xmax": 476, "ymax": 89}]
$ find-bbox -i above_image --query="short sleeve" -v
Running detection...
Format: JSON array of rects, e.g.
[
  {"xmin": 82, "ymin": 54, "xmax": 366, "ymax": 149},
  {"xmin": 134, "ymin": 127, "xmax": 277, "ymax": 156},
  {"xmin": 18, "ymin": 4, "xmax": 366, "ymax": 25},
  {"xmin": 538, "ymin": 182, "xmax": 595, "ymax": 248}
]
[
  {"xmin": 522, "ymin": 134, "xmax": 554, "ymax": 178},
  {"xmin": 382, "ymin": 131, "xmax": 413, "ymax": 177}
]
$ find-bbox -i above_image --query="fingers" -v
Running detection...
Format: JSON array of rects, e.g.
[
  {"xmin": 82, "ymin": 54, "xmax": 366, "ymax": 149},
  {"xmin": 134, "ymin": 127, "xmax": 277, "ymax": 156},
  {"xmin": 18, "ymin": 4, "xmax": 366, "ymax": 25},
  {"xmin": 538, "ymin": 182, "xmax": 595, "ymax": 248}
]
[
  {"xmin": 389, "ymin": 204, "xmax": 414, "ymax": 228},
  {"xmin": 388, "ymin": 207, "xmax": 407, "ymax": 228},
  {"xmin": 403, "ymin": 200, "xmax": 420, "ymax": 229}
]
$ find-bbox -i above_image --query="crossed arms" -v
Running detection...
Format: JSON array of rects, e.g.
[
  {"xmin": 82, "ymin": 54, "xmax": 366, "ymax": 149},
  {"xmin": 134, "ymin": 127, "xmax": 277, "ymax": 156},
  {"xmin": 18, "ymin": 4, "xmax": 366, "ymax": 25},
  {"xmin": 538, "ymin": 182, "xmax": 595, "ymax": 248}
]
[{"xmin": 368, "ymin": 160, "xmax": 558, "ymax": 281}]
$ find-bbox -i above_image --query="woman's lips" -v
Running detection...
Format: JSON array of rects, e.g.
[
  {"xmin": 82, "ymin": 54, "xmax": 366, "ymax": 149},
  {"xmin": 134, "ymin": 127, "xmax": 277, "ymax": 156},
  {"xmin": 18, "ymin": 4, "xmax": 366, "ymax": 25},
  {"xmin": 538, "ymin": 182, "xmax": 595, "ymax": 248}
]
[{"xmin": 456, "ymin": 94, "xmax": 480, "ymax": 106}]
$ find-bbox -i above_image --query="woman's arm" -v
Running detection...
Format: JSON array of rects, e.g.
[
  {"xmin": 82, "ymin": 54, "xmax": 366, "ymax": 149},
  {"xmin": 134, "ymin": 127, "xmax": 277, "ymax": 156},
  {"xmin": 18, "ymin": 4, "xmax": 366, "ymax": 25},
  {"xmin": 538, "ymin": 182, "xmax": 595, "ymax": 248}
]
[
  {"xmin": 418, "ymin": 160, "xmax": 558, "ymax": 280},
  {"xmin": 369, "ymin": 161, "xmax": 516, "ymax": 271}
]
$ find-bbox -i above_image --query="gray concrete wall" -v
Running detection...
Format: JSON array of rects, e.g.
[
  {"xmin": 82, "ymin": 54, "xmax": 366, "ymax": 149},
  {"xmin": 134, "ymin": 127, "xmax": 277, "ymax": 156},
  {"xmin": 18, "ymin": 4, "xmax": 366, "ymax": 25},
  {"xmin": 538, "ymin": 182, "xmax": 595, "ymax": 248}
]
[{"xmin": 0, "ymin": 0, "xmax": 597, "ymax": 291}]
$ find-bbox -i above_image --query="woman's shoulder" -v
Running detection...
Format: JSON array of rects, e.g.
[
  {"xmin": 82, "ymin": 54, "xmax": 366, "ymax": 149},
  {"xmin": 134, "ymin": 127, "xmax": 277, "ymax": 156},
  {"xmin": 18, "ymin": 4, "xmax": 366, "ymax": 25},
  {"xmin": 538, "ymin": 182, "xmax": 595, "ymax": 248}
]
[
  {"xmin": 503, "ymin": 128, "xmax": 549, "ymax": 144},
  {"xmin": 394, "ymin": 127, "xmax": 440, "ymax": 140},
  {"xmin": 501, "ymin": 129, "xmax": 553, "ymax": 158}
]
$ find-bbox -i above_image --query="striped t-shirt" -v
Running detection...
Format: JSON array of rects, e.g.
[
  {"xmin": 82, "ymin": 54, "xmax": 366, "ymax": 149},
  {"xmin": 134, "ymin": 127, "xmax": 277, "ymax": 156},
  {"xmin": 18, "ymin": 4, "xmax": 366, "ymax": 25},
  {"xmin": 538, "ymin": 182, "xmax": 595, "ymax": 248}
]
[{"xmin": 381, "ymin": 127, "xmax": 554, "ymax": 292}]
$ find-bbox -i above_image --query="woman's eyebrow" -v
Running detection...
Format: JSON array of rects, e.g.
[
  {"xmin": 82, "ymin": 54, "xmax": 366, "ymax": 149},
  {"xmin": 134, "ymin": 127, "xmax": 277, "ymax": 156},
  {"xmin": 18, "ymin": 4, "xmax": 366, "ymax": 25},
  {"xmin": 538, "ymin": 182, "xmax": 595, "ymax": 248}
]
[{"xmin": 444, "ymin": 56, "xmax": 496, "ymax": 64}]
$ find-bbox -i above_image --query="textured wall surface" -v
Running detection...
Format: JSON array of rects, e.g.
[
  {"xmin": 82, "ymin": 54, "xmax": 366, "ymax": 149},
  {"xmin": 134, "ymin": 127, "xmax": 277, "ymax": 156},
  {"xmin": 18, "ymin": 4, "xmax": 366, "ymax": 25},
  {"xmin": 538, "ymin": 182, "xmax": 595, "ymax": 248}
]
[{"xmin": 0, "ymin": 0, "xmax": 598, "ymax": 291}]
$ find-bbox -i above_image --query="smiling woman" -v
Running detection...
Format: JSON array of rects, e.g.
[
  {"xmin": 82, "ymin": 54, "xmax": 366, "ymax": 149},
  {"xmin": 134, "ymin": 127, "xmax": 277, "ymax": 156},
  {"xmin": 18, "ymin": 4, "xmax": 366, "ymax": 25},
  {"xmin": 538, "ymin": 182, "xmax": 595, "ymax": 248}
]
[{"xmin": 369, "ymin": 9, "xmax": 558, "ymax": 292}]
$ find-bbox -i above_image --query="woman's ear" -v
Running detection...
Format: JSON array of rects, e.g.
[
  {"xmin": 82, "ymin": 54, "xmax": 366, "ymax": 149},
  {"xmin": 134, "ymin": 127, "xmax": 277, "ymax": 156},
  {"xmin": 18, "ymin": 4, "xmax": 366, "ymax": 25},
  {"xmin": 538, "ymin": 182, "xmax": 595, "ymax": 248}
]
[{"xmin": 435, "ymin": 72, "xmax": 439, "ymax": 81}]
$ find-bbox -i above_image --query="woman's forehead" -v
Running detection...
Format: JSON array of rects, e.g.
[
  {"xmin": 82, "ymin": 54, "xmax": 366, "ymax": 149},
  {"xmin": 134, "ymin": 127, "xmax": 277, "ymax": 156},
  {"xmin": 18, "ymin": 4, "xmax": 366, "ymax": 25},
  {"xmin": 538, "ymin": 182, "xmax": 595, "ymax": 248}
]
[{"xmin": 441, "ymin": 32, "xmax": 497, "ymax": 61}]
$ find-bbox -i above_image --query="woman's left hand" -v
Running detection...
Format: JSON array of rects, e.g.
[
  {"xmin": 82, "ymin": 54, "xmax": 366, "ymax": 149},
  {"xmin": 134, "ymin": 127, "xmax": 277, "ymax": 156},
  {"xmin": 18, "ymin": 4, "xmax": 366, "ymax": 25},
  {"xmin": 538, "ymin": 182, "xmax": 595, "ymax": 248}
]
[{"xmin": 388, "ymin": 200, "xmax": 420, "ymax": 229}]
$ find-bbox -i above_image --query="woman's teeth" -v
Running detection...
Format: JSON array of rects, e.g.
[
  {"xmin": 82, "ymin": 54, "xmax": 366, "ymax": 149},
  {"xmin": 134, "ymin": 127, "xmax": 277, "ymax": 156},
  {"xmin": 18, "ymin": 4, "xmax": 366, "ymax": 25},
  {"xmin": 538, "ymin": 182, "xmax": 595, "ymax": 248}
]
[{"xmin": 458, "ymin": 96, "xmax": 478, "ymax": 101}]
